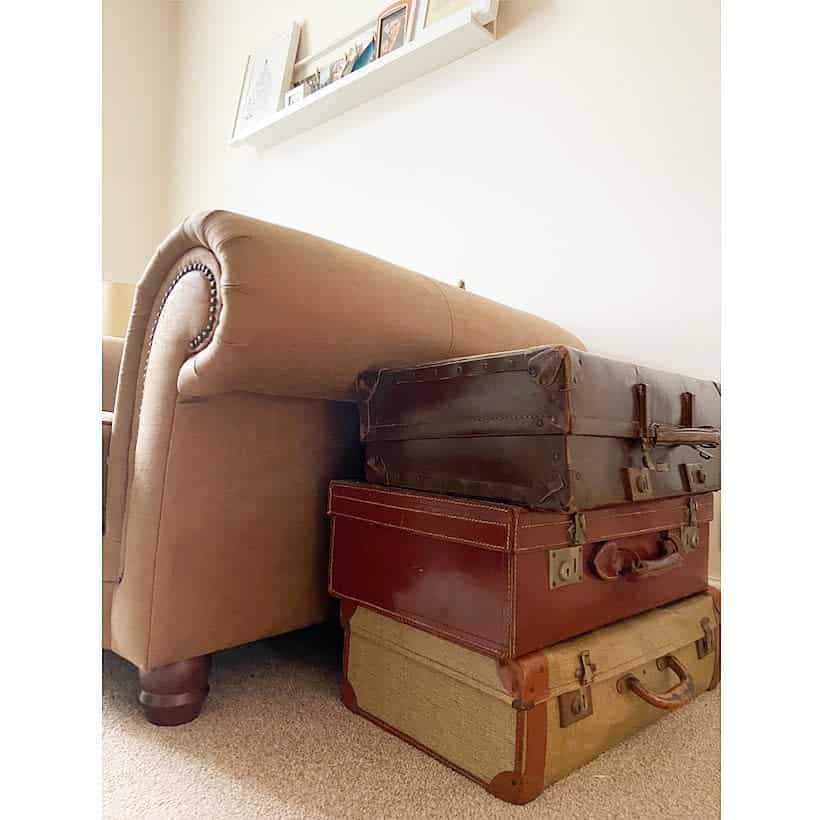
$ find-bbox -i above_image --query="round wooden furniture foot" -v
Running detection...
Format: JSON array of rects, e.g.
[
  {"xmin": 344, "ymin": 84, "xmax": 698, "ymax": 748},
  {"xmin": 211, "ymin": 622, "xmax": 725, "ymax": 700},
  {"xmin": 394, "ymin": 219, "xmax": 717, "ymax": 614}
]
[{"xmin": 138, "ymin": 655, "xmax": 211, "ymax": 726}]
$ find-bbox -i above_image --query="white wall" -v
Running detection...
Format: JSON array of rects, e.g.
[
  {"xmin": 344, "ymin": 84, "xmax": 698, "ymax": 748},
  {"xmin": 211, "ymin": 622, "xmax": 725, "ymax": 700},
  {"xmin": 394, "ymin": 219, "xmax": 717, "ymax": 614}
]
[
  {"xmin": 167, "ymin": 0, "xmax": 720, "ymax": 380},
  {"xmin": 103, "ymin": 0, "xmax": 177, "ymax": 283}
]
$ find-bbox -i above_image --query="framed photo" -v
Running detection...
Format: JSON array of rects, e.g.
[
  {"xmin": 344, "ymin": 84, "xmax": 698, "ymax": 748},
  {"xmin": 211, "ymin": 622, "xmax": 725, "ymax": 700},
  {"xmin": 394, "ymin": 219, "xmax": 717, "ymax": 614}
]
[
  {"xmin": 231, "ymin": 22, "xmax": 301, "ymax": 141},
  {"xmin": 351, "ymin": 33, "xmax": 376, "ymax": 72},
  {"xmin": 376, "ymin": 2, "xmax": 415, "ymax": 59},
  {"xmin": 414, "ymin": 1, "xmax": 498, "ymax": 36}
]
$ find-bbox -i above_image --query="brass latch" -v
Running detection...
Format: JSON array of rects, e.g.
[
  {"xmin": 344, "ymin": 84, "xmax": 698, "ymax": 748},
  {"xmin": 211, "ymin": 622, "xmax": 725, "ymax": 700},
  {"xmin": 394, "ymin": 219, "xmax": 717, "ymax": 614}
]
[
  {"xmin": 625, "ymin": 466, "xmax": 654, "ymax": 501},
  {"xmin": 682, "ymin": 462, "xmax": 710, "ymax": 492},
  {"xmin": 558, "ymin": 651, "xmax": 596, "ymax": 727},
  {"xmin": 696, "ymin": 617, "xmax": 716, "ymax": 658},
  {"xmin": 549, "ymin": 546, "xmax": 582, "ymax": 589}
]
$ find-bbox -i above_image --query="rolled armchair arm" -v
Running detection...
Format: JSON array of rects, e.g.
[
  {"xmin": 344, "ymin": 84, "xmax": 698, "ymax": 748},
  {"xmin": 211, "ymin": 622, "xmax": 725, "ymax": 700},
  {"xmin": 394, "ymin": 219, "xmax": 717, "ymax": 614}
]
[
  {"xmin": 105, "ymin": 210, "xmax": 584, "ymax": 669},
  {"xmin": 114, "ymin": 209, "xmax": 583, "ymax": 411},
  {"xmin": 165, "ymin": 211, "xmax": 584, "ymax": 403}
]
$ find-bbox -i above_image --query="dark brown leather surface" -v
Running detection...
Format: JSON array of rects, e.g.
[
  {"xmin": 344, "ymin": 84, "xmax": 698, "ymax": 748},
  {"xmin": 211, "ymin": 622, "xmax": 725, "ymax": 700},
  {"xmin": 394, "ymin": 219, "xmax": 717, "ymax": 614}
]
[
  {"xmin": 329, "ymin": 482, "xmax": 712, "ymax": 657},
  {"xmin": 358, "ymin": 346, "xmax": 720, "ymax": 512}
]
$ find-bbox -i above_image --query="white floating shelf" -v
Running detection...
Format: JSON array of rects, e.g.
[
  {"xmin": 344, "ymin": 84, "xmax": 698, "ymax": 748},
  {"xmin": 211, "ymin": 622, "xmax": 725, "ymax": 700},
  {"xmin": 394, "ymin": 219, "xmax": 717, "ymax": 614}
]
[{"xmin": 229, "ymin": 10, "xmax": 495, "ymax": 151}]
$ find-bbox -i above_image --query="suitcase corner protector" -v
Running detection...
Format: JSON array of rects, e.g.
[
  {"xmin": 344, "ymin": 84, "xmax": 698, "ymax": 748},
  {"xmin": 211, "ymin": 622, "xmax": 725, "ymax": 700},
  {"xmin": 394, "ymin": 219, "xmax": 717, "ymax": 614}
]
[
  {"xmin": 525, "ymin": 345, "xmax": 568, "ymax": 387},
  {"xmin": 496, "ymin": 655, "xmax": 549, "ymax": 703},
  {"xmin": 487, "ymin": 770, "xmax": 545, "ymax": 805}
]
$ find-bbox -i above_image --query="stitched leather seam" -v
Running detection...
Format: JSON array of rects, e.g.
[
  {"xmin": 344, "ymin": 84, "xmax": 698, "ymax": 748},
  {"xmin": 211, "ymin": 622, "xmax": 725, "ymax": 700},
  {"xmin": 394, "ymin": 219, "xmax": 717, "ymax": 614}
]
[
  {"xmin": 331, "ymin": 512, "xmax": 510, "ymax": 552},
  {"xmin": 507, "ymin": 547, "xmax": 514, "ymax": 655},
  {"xmin": 331, "ymin": 482, "xmax": 513, "ymax": 514},
  {"xmin": 511, "ymin": 511, "xmax": 519, "ymax": 656},
  {"xmin": 331, "ymin": 495, "xmax": 509, "ymax": 529},
  {"xmin": 518, "ymin": 500, "xmax": 712, "ymax": 529},
  {"xmin": 514, "ymin": 522, "xmax": 708, "ymax": 553}
]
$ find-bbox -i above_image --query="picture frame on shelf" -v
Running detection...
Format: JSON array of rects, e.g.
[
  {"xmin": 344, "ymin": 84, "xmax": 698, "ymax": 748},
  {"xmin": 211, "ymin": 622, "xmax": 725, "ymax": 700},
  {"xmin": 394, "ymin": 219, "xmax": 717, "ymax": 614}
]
[
  {"xmin": 231, "ymin": 22, "xmax": 301, "ymax": 141},
  {"xmin": 415, "ymin": 0, "xmax": 498, "ymax": 36},
  {"xmin": 351, "ymin": 34, "xmax": 376, "ymax": 72},
  {"xmin": 376, "ymin": 2, "xmax": 415, "ymax": 59}
]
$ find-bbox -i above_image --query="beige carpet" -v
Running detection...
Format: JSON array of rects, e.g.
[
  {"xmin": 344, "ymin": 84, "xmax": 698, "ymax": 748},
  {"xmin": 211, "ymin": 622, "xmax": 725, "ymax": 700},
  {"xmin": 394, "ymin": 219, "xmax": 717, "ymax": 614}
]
[{"xmin": 103, "ymin": 624, "xmax": 720, "ymax": 819}]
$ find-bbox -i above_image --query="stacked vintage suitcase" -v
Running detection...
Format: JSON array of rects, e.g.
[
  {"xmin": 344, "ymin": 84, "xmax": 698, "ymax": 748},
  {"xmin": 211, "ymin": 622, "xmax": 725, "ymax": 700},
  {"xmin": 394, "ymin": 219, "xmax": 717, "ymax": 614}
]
[{"xmin": 328, "ymin": 345, "xmax": 721, "ymax": 805}]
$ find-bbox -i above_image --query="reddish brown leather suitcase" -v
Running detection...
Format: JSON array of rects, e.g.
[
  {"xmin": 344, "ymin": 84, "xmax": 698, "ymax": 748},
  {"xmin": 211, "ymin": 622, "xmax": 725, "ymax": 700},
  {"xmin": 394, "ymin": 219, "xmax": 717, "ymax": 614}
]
[
  {"xmin": 328, "ymin": 481, "xmax": 713, "ymax": 658},
  {"xmin": 356, "ymin": 346, "xmax": 720, "ymax": 512}
]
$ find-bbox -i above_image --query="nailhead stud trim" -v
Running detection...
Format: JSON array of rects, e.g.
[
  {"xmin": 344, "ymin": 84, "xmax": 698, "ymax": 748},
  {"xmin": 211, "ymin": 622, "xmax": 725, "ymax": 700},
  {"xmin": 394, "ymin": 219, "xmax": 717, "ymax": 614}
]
[{"xmin": 143, "ymin": 261, "xmax": 219, "ymax": 379}]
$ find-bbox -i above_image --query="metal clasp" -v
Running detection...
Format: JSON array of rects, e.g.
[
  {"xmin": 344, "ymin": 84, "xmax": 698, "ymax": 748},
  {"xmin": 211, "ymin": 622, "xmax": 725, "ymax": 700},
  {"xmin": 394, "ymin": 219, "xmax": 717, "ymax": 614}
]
[
  {"xmin": 548, "ymin": 546, "xmax": 583, "ymax": 589},
  {"xmin": 558, "ymin": 651, "xmax": 597, "ymax": 726},
  {"xmin": 577, "ymin": 650, "xmax": 596, "ymax": 686},
  {"xmin": 696, "ymin": 617, "xmax": 716, "ymax": 658}
]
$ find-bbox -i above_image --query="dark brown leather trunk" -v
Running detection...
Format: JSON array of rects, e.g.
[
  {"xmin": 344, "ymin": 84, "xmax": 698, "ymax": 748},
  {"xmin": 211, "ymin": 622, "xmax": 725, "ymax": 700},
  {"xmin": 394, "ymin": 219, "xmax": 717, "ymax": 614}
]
[
  {"xmin": 328, "ymin": 481, "xmax": 713, "ymax": 658},
  {"xmin": 357, "ymin": 346, "xmax": 720, "ymax": 512}
]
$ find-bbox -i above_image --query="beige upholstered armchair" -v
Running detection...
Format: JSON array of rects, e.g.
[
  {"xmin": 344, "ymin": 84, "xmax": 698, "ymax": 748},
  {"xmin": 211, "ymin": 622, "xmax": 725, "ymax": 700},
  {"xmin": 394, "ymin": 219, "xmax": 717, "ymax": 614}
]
[{"xmin": 102, "ymin": 210, "xmax": 584, "ymax": 725}]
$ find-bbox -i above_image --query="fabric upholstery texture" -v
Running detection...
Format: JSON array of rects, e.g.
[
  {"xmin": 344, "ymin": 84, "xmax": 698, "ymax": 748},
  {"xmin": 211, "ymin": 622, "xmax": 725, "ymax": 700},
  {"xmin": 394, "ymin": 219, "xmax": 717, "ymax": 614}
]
[{"xmin": 103, "ymin": 210, "xmax": 584, "ymax": 670}]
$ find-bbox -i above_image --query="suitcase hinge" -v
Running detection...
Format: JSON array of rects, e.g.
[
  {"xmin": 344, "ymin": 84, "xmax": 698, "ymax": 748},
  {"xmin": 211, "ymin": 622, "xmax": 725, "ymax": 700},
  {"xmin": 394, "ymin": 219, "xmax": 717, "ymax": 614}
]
[
  {"xmin": 569, "ymin": 513, "xmax": 586, "ymax": 545},
  {"xmin": 696, "ymin": 617, "xmax": 716, "ymax": 658},
  {"xmin": 558, "ymin": 651, "xmax": 596, "ymax": 727},
  {"xmin": 680, "ymin": 497, "xmax": 700, "ymax": 552},
  {"xmin": 549, "ymin": 513, "xmax": 586, "ymax": 590},
  {"xmin": 577, "ymin": 650, "xmax": 596, "ymax": 686}
]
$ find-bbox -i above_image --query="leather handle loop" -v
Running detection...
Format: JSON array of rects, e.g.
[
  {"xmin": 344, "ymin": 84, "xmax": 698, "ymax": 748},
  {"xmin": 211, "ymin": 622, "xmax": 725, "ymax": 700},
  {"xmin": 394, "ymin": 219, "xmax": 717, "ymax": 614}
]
[
  {"xmin": 652, "ymin": 425, "xmax": 720, "ymax": 447},
  {"xmin": 634, "ymin": 385, "xmax": 720, "ymax": 447},
  {"xmin": 617, "ymin": 655, "xmax": 695, "ymax": 711},
  {"xmin": 592, "ymin": 536, "xmax": 683, "ymax": 582}
]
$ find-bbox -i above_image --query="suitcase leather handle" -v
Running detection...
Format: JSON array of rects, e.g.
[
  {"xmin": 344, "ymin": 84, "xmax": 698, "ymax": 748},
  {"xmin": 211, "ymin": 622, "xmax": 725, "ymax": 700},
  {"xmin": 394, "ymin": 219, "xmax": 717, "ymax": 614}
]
[
  {"xmin": 616, "ymin": 654, "xmax": 695, "ymax": 710},
  {"xmin": 634, "ymin": 385, "xmax": 720, "ymax": 448},
  {"xmin": 651, "ymin": 424, "xmax": 720, "ymax": 447},
  {"xmin": 592, "ymin": 537, "xmax": 682, "ymax": 581}
]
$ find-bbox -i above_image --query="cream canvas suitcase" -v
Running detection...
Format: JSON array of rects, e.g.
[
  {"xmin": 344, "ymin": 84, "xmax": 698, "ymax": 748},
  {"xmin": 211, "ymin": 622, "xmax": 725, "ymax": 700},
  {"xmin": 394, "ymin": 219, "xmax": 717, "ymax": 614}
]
[{"xmin": 340, "ymin": 591, "xmax": 720, "ymax": 805}]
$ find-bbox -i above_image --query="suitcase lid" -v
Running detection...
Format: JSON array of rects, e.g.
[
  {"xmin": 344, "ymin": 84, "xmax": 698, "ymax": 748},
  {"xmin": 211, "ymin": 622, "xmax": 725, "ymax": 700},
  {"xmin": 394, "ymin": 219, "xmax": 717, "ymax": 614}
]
[
  {"xmin": 357, "ymin": 345, "xmax": 720, "ymax": 446},
  {"xmin": 328, "ymin": 481, "xmax": 713, "ymax": 552}
]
